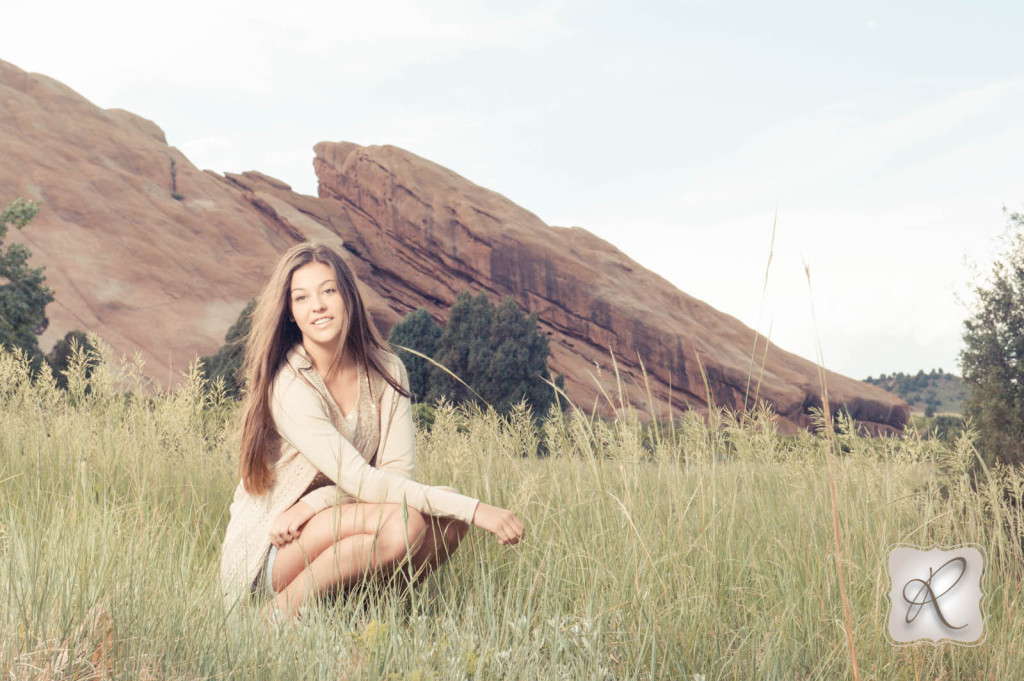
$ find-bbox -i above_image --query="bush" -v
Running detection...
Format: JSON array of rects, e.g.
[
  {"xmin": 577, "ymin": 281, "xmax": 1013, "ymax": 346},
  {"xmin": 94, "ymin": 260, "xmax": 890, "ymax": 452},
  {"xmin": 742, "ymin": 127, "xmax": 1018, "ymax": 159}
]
[
  {"xmin": 426, "ymin": 292, "xmax": 559, "ymax": 417},
  {"xmin": 411, "ymin": 402, "xmax": 436, "ymax": 430},
  {"xmin": 45, "ymin": 329, "xmax": 98, "ymax": 390},
  {"xmin": 199, "ymin": 299, "xmax": 254, "ymax": 398},
  {"xmin": 387, "ymin": 308, "xmax": 441, "ymax": 402}
]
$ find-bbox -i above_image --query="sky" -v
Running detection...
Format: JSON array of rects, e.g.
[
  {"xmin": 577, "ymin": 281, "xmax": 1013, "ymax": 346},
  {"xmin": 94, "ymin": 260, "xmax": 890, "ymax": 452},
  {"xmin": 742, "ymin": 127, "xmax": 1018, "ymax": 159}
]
[{"xmin": 5, "ymin": 0, "xmax": 1023, "ymax": 380}]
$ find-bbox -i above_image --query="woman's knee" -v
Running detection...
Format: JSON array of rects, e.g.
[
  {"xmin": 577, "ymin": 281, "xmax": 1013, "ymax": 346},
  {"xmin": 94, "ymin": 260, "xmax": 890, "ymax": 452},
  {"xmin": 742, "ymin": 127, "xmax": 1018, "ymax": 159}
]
[
  {"xmin": 295, "ymin": 506, "xmax": 356, "ymax": 556},
  {"xmin": 374, "ymin": 508, "xmax": 426, "ymax": 561},
  {"xmin": 272, "ymin": 508, "xmax": 347, "ymax": 589}
]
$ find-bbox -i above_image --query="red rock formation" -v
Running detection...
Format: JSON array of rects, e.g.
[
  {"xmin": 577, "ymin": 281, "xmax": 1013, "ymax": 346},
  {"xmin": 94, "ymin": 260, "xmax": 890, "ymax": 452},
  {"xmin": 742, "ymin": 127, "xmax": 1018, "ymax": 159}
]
[
  {"xmin": 0, "ymin": 59, "xmax": 291, "ymax": 383},
  {"xmin": 0, "ymin": 58, "xmax": 907, "ymax": 432},
  {"xmin": 305, "ymin": 142, "xmax": 908, "ymax": 434}
]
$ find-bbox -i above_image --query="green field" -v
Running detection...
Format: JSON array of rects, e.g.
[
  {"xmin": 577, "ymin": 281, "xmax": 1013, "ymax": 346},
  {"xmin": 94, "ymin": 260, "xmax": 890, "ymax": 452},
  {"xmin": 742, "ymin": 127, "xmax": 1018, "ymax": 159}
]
[{"xmin": 1, "ymin": 345, "xmax": 1022, "ymax": 680}]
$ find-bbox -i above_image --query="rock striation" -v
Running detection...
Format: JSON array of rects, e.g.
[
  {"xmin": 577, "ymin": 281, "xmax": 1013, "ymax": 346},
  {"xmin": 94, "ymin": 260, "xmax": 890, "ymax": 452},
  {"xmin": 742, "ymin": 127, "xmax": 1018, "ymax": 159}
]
[{"xmin": 0, "ymin": 59, "xmax": 907, "ymax": 432}]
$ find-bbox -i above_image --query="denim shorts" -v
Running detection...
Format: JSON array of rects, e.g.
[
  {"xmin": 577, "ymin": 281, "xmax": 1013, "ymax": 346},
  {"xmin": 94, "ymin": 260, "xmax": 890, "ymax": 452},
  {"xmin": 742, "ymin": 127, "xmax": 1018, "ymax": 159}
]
[{"xmin": 255, "ymin": 545, "xmax": 279, "ymax": 598}]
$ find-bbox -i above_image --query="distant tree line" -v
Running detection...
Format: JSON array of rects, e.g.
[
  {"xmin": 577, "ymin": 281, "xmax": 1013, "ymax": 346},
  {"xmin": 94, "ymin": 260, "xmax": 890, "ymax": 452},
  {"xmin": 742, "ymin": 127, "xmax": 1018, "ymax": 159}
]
[{"xmin": 863, "ymin": 369, "xmax": 965, "ymax": 418}]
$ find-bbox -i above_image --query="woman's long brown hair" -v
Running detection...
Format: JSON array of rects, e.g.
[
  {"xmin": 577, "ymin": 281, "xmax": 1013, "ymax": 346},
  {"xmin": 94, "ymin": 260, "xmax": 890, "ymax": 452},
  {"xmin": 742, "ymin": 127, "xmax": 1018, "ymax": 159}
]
[{"xmin": 238, "ymin": 242, "xmax": 408, "ymax": 495}]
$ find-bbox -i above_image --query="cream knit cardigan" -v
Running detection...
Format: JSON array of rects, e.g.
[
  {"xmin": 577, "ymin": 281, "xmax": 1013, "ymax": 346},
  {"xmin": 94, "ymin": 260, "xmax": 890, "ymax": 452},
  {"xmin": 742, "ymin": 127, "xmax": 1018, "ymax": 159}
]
[{"xmin": 219, "ymin": 344, "xmax": 479, "ymax": 607}]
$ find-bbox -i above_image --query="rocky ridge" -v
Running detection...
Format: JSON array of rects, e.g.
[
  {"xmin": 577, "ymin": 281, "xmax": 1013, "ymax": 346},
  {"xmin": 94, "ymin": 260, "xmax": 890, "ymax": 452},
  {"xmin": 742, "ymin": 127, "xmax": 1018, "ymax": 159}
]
[{"xmin": 0, "ymin": 59, "xmax": 907, "ymax": 433}]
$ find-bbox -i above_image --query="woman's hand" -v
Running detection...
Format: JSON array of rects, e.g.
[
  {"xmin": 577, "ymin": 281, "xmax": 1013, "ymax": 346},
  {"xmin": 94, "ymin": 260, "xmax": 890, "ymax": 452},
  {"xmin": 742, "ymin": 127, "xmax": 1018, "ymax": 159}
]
[
  {"xmin": 471, "ymin": 502, "xmax": 524, "ymax": 545},
  {"xmin": 269, "ymin": 500, "xmax": 315, "ymax": 547}
]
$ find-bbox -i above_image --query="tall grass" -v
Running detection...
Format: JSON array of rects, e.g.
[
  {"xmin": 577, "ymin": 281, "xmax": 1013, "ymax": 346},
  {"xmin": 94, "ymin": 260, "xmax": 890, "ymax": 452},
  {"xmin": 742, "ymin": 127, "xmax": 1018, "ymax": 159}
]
[{"xmin": 1, "ymin": 342, "xmax": 1022, "ymax": 679}]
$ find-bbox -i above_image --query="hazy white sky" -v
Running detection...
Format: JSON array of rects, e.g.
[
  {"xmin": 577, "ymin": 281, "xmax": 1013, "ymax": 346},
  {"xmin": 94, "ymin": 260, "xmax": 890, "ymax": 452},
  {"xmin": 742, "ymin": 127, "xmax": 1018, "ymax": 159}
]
[{"xmin": 5, "ymin": 0, "xmax": 1023, "ymax": 379}]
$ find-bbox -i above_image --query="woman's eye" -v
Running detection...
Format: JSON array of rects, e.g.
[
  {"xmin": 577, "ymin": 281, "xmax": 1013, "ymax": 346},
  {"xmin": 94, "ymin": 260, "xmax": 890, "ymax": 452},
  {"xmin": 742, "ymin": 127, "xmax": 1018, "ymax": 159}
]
[{"xmin": 294, "ymin": 295, "xmax": 306, "ymax": 302}]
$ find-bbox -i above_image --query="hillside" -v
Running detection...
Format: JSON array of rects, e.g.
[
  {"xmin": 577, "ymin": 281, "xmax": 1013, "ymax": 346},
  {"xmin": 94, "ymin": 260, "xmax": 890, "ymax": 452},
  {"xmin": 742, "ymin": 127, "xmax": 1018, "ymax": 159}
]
[
  {"xmin": 863, "ymin": 369, "xmax": 965, "ymax": 415},
  {"xmin": 0, "ymin": 58, "xmax": 908, "ymax": 433}
]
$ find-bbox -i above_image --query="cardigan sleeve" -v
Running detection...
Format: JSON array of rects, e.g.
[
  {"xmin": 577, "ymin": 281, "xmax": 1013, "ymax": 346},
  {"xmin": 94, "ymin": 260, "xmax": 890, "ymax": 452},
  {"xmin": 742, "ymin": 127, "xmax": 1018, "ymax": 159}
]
[
  {"xmin": 293, "ymin": 357, "xmax": 415, "ymax": 513},
  {"xmin": 373, "ymin": 358, "xmax": 415, "ymax": 480},
  {"xmin": 270, "ymin": 367, "xmax": 478, "ymax": 524},
  {"xmin": 297, "ymin": 484, "xmax": 341, "ymax": 513}
]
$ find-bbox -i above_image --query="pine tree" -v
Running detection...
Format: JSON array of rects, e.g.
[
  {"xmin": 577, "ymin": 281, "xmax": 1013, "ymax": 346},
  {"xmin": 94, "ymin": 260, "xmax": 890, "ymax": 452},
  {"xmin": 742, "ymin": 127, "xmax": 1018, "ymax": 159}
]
[
  {"xmin": 427, "ymin": 291, "xmax": 558, "ymax": 417},
  {"xmin": 428, "ymin": 292, "xmax": 495, "ymax": 406},
  {"xmin": 960, "ymin": 209, "xmax": 1024, "ymax": 466},
  {"xmin": 387, "ymin": 307, "xmax": 442, "ymax": 402},
  {"xmin": 0, "ymin": 198, "xmax": 54, "ymax": 363}
]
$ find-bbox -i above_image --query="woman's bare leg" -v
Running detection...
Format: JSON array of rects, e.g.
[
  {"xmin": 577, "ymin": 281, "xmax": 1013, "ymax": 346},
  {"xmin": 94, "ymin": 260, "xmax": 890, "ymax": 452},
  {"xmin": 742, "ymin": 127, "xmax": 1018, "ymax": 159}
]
[
  {"xmin": 407, "ymin": 515, "xmax": 469, "ymax": 581},
  {"xmin": 406, "ymin": 486, "xmax": 470, "ymax": 580},
  {"xmin": 269, "ymin": 502, "xmax": 426, "ymax": 618}
]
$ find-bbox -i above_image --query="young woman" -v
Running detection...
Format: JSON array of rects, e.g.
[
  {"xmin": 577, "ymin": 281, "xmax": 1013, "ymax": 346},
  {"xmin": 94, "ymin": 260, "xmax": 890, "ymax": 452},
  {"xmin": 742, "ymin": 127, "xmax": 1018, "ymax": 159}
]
[{"xmin": 219, "ymin": 242, "xmax": 524, "ymax": 618}]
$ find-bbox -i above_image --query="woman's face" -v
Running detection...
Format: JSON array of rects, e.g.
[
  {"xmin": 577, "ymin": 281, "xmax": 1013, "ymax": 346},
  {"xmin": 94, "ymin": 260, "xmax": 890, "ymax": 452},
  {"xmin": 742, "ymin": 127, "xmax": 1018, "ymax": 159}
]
[{"xmin": 289, "ymin": 261, "xmax": 347, "ymax": 350}]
